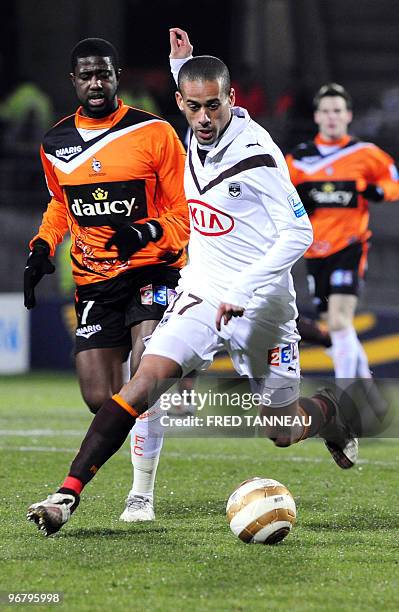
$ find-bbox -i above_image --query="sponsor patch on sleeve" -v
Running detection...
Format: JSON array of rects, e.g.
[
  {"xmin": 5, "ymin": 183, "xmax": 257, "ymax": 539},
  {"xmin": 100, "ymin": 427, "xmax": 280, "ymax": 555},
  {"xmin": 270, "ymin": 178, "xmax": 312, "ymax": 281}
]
[
  {"xmin": 167, "ymin": 288, "xmax": 177, "ymax": 304},
  {"xmin": 330, "ymin": 269, "xmax": 353, "ymax": 287},
  {"xmin": 153, "ymin": 285, "xmax": 167, "ymax": 306},
  {"xmin": 389, "ymin": 163, "xmax": 399, "ymax": 181},
  {"xmin": 140, "ymin": 284, "xmax": 153, "ymax": 305},
  {"xmin": 287, "ymin": 191, "xmax": 307, "ymax": 218}
]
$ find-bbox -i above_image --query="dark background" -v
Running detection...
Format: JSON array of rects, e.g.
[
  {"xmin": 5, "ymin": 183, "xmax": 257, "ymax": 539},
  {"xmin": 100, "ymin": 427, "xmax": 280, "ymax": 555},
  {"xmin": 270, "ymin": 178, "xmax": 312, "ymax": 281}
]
[{"xmin": 0, "ymin": 0, "xmax": 398, "ymax": 313}]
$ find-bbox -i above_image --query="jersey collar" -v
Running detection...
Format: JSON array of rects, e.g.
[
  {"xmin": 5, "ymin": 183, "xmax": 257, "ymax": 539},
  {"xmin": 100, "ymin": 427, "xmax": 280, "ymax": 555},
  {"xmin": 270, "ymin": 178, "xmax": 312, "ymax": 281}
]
[
  {"xmin": 204, "ymin": 106, "xmax": 251, "ymax": 160},
  {"xmin": 75, "ymin": 99, "xmax": 128, "ymax": 129},
  {"xmin": 315, "ymin": 133, "xmax": 352, "ymax": 147}
]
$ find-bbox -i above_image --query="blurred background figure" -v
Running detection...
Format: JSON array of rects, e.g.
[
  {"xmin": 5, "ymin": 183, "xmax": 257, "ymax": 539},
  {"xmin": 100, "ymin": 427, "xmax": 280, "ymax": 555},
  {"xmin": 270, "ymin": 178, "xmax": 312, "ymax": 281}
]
[
  {"xmin": 286, "ymin": 83, "xmax": 399, "ymax": 380},
  {"xmin": 119, "ymin": 67, "xmax": 161, "ymax": 115},
  {"xmin": 0, "ymin": 79, "xmax": 54, "ymax": 152},
  {"xmin": 232, "ymin": 63, "xmax": 268, "ymax": 118}
]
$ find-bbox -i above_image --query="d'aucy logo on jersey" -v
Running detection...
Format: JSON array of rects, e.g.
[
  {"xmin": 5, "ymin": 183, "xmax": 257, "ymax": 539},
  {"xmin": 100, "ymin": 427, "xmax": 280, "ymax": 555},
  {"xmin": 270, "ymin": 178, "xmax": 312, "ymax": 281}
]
[
  {"xmin": 55, "ymin": 145, "xmax": 83, "ymax": 161},
  {"xmin": 65, "ymin": 180, "xmax": 148, "ymax": 227},
  {"xmin": 302, "ymin": 180, "xmax": 357, "ymax": 209},
  {"xmin": 188, "ymin": 199, "xmax": 234, "ymax": 236}
]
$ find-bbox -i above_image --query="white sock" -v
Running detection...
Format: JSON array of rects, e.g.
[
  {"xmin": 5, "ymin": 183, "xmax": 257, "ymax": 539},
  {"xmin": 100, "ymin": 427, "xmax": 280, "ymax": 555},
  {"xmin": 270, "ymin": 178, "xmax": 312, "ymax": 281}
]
[
  {"xmin": 330, "ymin": 326, "xmax": 359, "ymax": 379},
  {"xmin": 356, "ymin": 338, "xmax": 372, "ymax": 378},
  {"xmin": 129, "ymin": 400, "xmax": 164, "ymax": 504}
]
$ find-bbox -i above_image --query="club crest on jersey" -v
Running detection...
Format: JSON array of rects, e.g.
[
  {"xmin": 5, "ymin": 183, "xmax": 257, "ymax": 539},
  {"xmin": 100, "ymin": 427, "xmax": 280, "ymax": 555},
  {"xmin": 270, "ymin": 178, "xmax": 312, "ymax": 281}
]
[
  {"xmin": 55, "ymin": 145, "xmax": 82, "ymax": 161},
  {"xmin": 228, "ymin": 182, "xmax": 242, "ymax": 198},
  {"xmin": 92, "ymin": 157, "xmax": 102, "ymax": 173},
  {"xmin": 188, "ymin": 199, "xmax": 234, "ymax": 236}
]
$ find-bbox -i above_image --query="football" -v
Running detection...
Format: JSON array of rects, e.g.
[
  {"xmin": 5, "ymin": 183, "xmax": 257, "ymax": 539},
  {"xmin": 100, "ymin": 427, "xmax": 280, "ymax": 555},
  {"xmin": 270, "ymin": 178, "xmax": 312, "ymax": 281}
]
[{"xmin": 226, "ymin": 477, "xmax": 296, "ymax": 544}]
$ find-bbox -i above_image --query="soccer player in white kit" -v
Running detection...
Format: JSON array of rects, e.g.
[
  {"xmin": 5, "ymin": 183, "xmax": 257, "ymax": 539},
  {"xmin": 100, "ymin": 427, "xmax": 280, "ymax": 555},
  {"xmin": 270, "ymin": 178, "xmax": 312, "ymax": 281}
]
[{"xmin": 27, "ymin": 28, "xmax": 358, "ymax": 537}]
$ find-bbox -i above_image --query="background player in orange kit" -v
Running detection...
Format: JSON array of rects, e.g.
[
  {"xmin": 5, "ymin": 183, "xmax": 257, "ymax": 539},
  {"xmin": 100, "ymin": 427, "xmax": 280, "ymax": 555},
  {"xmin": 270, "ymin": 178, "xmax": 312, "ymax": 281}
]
[
  {"xmin": 286, "ymin": 83, "xmax": 399, "ymax": 380},
  {"xmin": 23, "ymin": 38, "xmax": 189, "ymax": 522}
]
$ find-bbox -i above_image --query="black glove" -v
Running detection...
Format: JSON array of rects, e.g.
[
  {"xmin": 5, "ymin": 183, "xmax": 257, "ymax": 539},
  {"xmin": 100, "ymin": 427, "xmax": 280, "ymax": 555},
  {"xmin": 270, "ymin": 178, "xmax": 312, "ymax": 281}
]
[
  {"xmin": 361, "ymin": 184, "xmax": 384, "ymax": 202},
  {"xmin": 105, "ymin": 220, "xmax": 163, "ymax": 261},
  {"xmin": 24, "ymin": 238, "xmax": 55, "ymax": 309},
  {"xmin": 296, "ymin": 183, "xmax": 316, "ymax": 215}
]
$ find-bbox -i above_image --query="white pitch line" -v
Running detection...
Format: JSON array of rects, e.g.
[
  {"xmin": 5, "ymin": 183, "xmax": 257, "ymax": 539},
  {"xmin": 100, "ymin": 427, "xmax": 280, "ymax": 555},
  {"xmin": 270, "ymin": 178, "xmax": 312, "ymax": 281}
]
[
  {"xmin": 0, "ymin": 445, "xmax": 80, "ymax": 453},
  {"xmin": 0, "ymin": 444, "xmax": 397, "ymax": 467},
  {"xmin": 163, "ymin": 451, "xmax": 399, "ymax": 467},
  {"xmin": 0, "ymin": 429, "xmax": 84, "ymax": 437}
]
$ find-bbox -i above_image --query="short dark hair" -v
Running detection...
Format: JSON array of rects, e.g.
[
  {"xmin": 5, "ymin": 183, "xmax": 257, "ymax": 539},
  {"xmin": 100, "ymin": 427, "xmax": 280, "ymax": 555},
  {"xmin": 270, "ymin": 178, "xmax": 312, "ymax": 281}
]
[
  {"xmin": 71, "ymin": 38, "xmax": 119, "ymax": 72},
  {"xmin": 178, "ymin": 55, "xmax": 231, "ymax": 96},
  {"xmin": 313, "ymin": 82, "xmax": 352, "ymax": 110}
]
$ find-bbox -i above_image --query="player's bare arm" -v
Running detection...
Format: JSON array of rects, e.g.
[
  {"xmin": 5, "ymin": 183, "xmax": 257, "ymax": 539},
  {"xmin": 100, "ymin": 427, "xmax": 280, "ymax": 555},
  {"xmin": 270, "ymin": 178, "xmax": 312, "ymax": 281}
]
[
  {"xmin": 215, "ymin": 303, "xmax": 245, "ymax": 331},
  {"xmin": 169, "ymin": 27, "xmax": 193, "ymax": 59}
]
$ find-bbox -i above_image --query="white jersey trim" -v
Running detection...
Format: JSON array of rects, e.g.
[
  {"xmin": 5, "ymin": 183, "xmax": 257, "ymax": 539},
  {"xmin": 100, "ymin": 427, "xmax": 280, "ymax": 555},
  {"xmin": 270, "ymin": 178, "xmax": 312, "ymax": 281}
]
[
  {"xmin": 44, "ymin": 119, "xmax": 165, "ymax": 174},
  {"xmin": 292, "ymin": 142, "xmax": 375, "ymax": 175}
]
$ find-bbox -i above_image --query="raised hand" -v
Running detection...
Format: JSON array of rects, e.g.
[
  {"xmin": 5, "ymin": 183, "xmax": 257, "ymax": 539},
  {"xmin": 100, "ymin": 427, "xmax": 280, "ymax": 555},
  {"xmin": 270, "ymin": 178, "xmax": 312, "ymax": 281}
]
[{"xmin": 169, "ymin": 27, "xmax": 193, "ymax": 59}]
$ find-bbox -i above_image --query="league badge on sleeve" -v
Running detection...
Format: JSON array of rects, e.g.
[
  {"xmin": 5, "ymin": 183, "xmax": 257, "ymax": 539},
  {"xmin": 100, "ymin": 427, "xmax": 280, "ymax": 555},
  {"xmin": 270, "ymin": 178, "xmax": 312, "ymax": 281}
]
[
  {"xmin": 153, "ymin": 286, "xmax": 167, "ymax": 306},
  {"xmin": 140, "ymin": 284, "xmax": 153, "ymax": 305},
  {"xmin": 288, "ymin": 191, "xmax": 307, "ymax": 218},
  {"xmin": 167, "ymin": 288, "xmax": 177, "ymax": 304}
]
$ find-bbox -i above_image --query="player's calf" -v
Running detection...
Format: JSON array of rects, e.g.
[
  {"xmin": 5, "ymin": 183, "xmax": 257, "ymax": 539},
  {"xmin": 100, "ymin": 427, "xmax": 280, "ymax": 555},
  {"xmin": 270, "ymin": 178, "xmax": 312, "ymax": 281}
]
[
  {"xmin": 259, "ymin": 393, "xmax": 335, "ymax": 447},
  {"xmin": 260, "ymin": 391, "xmax": 357, "ymax": 468},
  {"xmin": 27, "ymin": 395, "xmax": 139, "ymax": 536}
]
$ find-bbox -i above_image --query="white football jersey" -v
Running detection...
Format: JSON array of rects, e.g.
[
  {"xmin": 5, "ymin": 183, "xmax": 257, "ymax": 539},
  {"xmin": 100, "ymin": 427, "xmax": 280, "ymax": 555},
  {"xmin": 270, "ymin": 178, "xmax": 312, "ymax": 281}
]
[{"xmin": 178, "ymin": 106, "xmax": 313, "ymax": 323}]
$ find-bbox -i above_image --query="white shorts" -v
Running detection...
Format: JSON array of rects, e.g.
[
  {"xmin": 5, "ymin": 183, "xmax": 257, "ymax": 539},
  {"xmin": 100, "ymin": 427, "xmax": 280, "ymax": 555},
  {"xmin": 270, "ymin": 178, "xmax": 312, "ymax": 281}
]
[{"xmin": 144, "ymin": 291, "xmax": 301, "ymax": 407}]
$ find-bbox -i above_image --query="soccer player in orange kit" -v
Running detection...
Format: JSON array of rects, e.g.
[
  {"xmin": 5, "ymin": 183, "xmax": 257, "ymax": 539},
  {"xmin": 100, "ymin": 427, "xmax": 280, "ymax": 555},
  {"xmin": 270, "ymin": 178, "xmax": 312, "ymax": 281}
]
[
  {"xmin": 23, "ymin": 38, "xmax": 189, "ymax": 522},
  {"xmin": 286, "ymin": 83, "xmax": 399, "ymax": 379}
]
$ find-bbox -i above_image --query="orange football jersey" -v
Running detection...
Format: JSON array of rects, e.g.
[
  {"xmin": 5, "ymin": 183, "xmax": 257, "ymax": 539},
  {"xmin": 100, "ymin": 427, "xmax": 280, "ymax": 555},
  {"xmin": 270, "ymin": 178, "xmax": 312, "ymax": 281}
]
[
  {"xmin": 31, "ymin": 100, "xmax": 189, "ymax": 285},
  {"xmin": 286, "ymin": 134, "xmax": 399, "ymax": 258}
]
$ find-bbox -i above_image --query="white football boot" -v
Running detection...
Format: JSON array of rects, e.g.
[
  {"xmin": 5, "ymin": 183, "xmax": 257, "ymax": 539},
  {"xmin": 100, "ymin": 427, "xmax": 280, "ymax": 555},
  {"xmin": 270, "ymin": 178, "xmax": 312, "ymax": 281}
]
[{"xmin": 119, "ymin": 495, "xmax": 155, "ymax": 522}]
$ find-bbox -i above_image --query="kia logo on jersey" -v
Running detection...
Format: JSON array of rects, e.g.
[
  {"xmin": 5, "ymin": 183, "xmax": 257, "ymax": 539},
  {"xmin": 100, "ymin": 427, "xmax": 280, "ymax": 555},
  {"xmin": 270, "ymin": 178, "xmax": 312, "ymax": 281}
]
[{"xmin": 188, "ymin": 199, "xmax": 234, "ymax": 236}]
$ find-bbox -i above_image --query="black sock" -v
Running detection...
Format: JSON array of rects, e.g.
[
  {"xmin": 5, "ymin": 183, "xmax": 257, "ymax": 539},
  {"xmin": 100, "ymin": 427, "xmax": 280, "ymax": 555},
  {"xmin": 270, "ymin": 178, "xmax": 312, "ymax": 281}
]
[
  {"xmin": 67, "ymin": 398, "xmax": 136, "ymax": 487},
  {"xmin": 298, "ymin": 395, "xmax": 335, "ymax": 438}
]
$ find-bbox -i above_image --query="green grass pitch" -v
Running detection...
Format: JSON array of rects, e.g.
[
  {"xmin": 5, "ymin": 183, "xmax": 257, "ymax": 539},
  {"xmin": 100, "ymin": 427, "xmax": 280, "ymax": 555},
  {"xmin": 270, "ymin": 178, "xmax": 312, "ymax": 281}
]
[{"xmin": 1, "ymin": 373, "xmax": 399, "ymax": 611}]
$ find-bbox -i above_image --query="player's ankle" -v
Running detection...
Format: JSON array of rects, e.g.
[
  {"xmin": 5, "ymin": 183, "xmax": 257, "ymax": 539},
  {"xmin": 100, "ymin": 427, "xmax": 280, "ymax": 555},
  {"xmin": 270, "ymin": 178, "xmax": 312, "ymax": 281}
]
[
  {"xmin": 56, "ymin": 488, "xmax": 80, "ymax": 513},
  {"xmin": 59, "ymin": 475, "xmax": 84, "ymax": 497}
]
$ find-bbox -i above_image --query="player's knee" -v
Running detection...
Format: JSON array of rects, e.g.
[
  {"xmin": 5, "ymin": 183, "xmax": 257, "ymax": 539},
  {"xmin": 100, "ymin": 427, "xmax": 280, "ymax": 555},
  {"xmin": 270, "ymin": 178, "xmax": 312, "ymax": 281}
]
[
  {"xmin": 82, "ymin": 389, "xmax": 109, "ymax": 414},
  {"xmin": 259, "ymin": 402, "xmax": 302, "ymax": 447},
  {"xmin": 87, "ymin": 403, "xmax": 100, "ymax": 415},
  {"xmin": 260, "ymin": 421, "xmax": 296, "ymax": 447},
  {"xmin": 270, "ymin": 436, "xmax": 293, "ymax": 448},
  {"xmin": 328, "ymin": 310, "xmax": 353, "ymax": 331}
]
